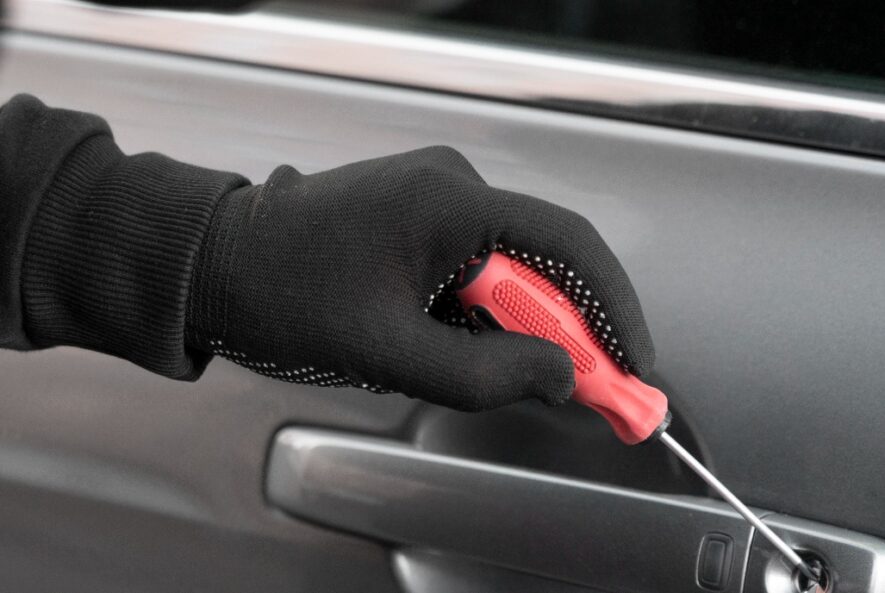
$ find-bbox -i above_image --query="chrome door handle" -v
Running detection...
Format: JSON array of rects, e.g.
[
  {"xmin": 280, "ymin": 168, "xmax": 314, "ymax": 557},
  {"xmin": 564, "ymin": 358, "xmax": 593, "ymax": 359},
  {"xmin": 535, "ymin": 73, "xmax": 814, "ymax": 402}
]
[
  {"xmin": 266, "ymin": 428, "xmax": 751, "ymax": 593},
  {"xmin": 266, "ymin": 428, "xmax": 885, "ymax": 593}
]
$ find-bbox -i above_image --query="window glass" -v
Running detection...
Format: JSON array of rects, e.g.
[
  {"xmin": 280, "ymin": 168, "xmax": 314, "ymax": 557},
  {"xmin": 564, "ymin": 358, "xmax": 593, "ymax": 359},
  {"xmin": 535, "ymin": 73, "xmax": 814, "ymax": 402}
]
[{"xmin": 270, "ymin": 0, "xmax": 885, "ymax": 94}]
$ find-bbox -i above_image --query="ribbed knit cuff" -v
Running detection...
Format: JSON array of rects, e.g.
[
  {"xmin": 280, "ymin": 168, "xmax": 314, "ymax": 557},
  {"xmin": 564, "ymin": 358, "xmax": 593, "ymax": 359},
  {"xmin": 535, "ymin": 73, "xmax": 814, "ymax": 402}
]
[
  {"xmin": 185, "ymin": 184, "xmax": 258, "ymax": 353},
  {"xmin": 22, "ymin": 134, "xmax": 248, "ymax": 379}
]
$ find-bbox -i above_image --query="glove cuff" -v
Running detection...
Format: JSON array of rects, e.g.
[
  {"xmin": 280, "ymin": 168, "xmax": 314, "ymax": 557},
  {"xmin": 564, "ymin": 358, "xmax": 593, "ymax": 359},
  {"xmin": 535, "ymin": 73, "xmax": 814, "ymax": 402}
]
[
  {"xmin": 22, "ymin": 133, "xmax": 248, "ymax": 379},
  {"xmin": 185, "ymin": 183, "xmax": 258, "ymax": 354}
]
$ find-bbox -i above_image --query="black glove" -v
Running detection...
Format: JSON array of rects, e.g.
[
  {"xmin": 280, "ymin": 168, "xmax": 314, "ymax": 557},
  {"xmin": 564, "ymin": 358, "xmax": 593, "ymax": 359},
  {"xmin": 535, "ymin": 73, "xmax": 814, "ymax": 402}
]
[{"xmin": 186, "ymin": 146, "xmax": 654, "ymax": 411}]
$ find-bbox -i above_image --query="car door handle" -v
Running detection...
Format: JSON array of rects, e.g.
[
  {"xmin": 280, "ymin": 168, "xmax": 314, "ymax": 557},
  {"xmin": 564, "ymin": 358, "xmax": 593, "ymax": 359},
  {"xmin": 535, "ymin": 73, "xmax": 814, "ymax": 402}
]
[
  {"xmin": 266, "ymin": 428, "xmax": 753, "ymax": 593},
  {"xmin": 266, "ymin": 428, "xmax": 885, "ymax": 593}
]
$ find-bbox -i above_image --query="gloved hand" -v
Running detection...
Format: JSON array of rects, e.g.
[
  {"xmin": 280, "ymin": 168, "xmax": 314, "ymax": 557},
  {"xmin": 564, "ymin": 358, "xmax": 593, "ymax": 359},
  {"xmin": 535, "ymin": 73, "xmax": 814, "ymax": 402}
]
[{"xmin": 186, "ymin": 146, "xmax": 654, "ymax": 411}]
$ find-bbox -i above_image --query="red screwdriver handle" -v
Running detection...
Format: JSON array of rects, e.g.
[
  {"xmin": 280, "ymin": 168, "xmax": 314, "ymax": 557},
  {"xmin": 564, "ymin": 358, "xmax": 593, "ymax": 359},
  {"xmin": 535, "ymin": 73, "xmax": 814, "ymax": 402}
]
[{"xmin": 454, "ymin": 252, "xmax": 669, "ymax": 444}]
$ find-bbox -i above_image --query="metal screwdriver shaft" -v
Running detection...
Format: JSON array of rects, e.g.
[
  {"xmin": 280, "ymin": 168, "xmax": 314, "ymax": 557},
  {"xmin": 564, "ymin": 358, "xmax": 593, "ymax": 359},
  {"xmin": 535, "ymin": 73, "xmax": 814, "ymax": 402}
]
[
  {"xmin": 658, "ymin": 432, "xmax": 817, "ymax": 583},
  {"xmin": 453, "ymin": 253, "xmax": 817, "ymax": 583}
]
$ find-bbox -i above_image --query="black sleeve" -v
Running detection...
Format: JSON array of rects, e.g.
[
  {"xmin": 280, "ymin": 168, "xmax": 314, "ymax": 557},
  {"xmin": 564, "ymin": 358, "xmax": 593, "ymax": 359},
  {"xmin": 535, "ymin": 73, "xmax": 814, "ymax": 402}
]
[{"xmin": 0, "ymin": 94, "xmax": 249, "ymax": 379}]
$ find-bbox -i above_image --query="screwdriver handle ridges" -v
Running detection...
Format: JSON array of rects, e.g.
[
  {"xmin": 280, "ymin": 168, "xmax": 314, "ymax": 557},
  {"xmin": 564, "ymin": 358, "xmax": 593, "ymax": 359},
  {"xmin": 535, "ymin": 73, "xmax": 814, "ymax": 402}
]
[
  {"xmin": 454, "ymin": 250, "xmax": 816, "ymax": 583},
  {"xmin": 454, "ymin": 251, "xmax": 668, "ymax": 444}
]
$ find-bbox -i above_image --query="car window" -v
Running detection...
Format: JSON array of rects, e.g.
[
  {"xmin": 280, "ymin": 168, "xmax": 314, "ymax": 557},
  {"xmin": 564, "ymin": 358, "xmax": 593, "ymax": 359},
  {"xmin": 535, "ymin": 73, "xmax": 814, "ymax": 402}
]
[{"xmin": 269, "ymin": 0, "xmax": 885, "ymax": 95}]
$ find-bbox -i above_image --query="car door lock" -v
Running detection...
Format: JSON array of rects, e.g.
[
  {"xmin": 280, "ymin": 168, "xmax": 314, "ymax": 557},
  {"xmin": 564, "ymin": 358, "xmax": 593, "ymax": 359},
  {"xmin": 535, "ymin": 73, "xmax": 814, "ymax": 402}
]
[{"xmin": 455, "ymin": 251, "xmax": 818, "ymax": 584}]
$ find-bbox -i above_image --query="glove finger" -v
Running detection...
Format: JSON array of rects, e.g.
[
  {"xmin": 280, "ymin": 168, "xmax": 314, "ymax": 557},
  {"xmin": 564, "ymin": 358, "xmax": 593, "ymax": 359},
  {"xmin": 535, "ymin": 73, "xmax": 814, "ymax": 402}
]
[
  {"xmin": 378, "ymin": 313, "xmax": 574, "ymax": 412},
  {"xmin": 491, "ymin": 189, "xmax": 655, "ymax": 377}
]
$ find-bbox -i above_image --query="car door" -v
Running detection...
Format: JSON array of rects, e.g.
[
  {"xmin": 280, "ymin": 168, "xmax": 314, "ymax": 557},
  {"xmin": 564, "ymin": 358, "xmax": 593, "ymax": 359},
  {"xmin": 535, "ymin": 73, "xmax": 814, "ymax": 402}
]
[{"xmin": 2, "ymin": 1, "xmax": 884, "ymax": 592}]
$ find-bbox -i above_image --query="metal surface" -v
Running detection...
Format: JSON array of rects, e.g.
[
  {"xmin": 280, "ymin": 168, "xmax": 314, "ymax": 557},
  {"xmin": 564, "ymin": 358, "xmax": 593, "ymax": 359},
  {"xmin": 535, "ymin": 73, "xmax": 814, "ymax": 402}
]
[
  {"xmin": 3, "ymin": 31, "xmax": 885, "ymax": 590},
  {"xmin": 0, "ymin": 350, "xmax": 410, "ymax": 593},
  {"xmin": 659, "ymin": 431, "xmax": 814, "ymax": 581},
  {"xmin": 267, "ymin": 427, "xmax": 755, "ymax": 593},
  {"xmin": 412, "ymin": 399, "xmax": 708, "ymax": 495},
  {"xmin": 392, "ymin": 549, "xmax": 601, "ymax": 593},
  {"xmin": 6, "ymin": 0, "xmax": 885, "ymax": 159},
  {"xmin": 744, "ymin": 514, "xmax": 885, "ymax": 593},
  {"xmin": 268, "ymin": 428, "xmax": 885, "ymax": 593}
]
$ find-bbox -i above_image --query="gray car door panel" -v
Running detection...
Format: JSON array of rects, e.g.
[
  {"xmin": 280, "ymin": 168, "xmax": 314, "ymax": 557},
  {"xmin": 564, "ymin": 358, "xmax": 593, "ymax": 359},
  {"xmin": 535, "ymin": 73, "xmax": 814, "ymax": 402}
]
[{"xmin": 2, "ymin": 29, "xmax": 885, "ymax": 591}]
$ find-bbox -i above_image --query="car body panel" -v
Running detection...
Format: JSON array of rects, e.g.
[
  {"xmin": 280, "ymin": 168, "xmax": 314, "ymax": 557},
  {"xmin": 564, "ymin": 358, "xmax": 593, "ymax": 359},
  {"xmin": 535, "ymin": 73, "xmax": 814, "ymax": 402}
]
[{"xmin": 1, "ymin": 28, "xmax": 884, "ymax": 591}]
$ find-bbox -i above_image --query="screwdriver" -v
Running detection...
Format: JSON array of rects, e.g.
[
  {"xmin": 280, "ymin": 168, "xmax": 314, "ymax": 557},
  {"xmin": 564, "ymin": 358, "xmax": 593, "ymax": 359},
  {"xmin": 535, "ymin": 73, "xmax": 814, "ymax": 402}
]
[{"xmin": 454, "ymin": 251, "xmax": 817, "ymax": 584}]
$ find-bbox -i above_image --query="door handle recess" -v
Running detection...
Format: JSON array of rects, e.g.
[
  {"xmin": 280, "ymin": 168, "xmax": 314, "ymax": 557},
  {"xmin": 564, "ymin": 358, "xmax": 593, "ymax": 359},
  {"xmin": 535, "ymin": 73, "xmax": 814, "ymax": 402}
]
[{"xmin": 266, "ymin": 429, "xmax": 885, "ymax": 593}]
